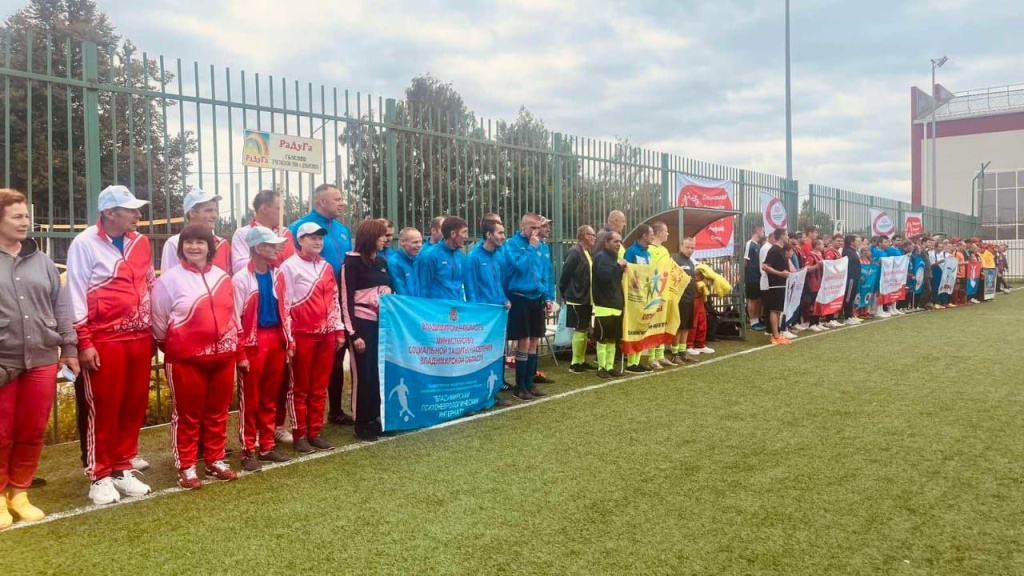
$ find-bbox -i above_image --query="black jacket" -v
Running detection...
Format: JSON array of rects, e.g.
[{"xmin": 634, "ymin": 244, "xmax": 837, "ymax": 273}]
[
  {"xmin": 592, "ymin": 250, "xmax": 624, "ymax": 310},
  {"xmin": 559, "ymin": 244, "xmax": 591, "ymax": 305}
]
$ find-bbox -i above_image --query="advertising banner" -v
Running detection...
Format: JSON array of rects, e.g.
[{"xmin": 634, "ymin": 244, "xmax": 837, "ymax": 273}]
[
  {"xmin": 620, "ymin": 262, "xmax": 688, "ymax": 354},
  {"xmin": 675, "ymin": 173, "xmax": 735, "ymax": 259},
  {"xmin": 242, "ymin": 129, "xmax": 323, "ymax": 174},
  {"xmin": 869, "ymin": 208, "xmax": 896, "ymax": 238},
  {"xmin": 814, "ymin": 258, "xmax": 849, "ymax": 316},
  {"xmin": 761, "ymin": 191, "xmax": 788, "ymax": 234}
]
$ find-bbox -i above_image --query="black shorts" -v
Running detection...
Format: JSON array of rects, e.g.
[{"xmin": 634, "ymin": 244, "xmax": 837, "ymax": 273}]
[
  {"xmin": 565, "ymin": 304, "xmax": 592, "ymax": 330},
  {"xmin": 678, "ymin": 299, "xmax": 695, "ymax": 330},
  {"xmin": 593, "ymin": 315, "xmax": 622, "ymax": 342},
  {"xmin": 745, "ymin": 282, "xmax": 761, "ymax": 300},
  {"xmin": 765, "ymin": 286, "xmax": 785, "ymax": 312},
  {"xmin": 507, "ymin": 293, "xmax": 546, "ymax": 340}
]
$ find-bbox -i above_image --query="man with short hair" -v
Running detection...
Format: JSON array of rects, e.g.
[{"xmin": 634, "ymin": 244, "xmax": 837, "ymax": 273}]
[
  {"xmin": 744, "ymin": 225, "xmax": 766, "ymax": 332},
  {"xmin": 503, "ymin": 213, "xmax": 552, "ymax": 400},
  {"xmin": 465, "ymin": 220, "xmax": 513, "ymax": 408},
  {"xmin": 420, "ymin": 216, "xmax": 445, "ymax": 256},
  {"xmin": 288, "ymin": 183, "xmax": 354, "ymax": 425},
  {"xmin": 231, "ymin": 189, "xmax": 295, "ymax": 274},
  {"xmin": 761, "ymin": 229, "xmax": 792, "ymax": 345},
  {"xmin": 415, "ymin": 216, "xmax": 468, "ymax": 300},
  {"xmin": 66, "ymin": 186, "xmax": 155, "ymax": 505},
  {"xmin": 603, "ymin": 210, "xmax": 627, "ymax": 259},
  {"xmin": 387, "ymin": 227, "xmax": 422, "ymax": 296},
  {"xmin": 233, "ymin": 226, "xmax": 293, "ymax": 472},
  {"xmin": 801, "ymin": 225, "xmax": 818, "ymax": 259},
  {"xmin": 162, "ymin": 189, "xmax": 231, "ymax": 273},
  {"xmin": 531, "ymin": 216, "xmax": 558, "ymax": 385},
  {"xmin": 559, "ymin": 225, "xmax": 597, "ymax": 374},
  {"xmin": 379, "ymin": 218, "xmax": 395, "ymax": 261}
]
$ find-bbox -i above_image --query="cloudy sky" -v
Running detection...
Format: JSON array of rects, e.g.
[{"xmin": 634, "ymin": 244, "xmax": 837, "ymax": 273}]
[{"xmin": 39, "ymin": 0, "xmax": 1024, "ymax": 201}]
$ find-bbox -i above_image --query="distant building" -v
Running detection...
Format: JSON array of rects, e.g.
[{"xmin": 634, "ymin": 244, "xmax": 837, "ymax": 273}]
[{"xmin": 911, "ymin": 82, "xmax": 1024, "ymax": 240}]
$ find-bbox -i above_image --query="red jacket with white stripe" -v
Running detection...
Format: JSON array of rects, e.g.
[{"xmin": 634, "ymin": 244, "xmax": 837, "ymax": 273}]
[
  {"xmin": 279, "ymin": 252, "xmax": 345, "ymax": 339},
  {"xmin": 66, "ymin": 220, "xmax": 155, "ymax": 351},
  {"xmin": 232, "ymin": 262, "xmax": 294, "ymax": 351},
  {"xmin": 151, "ymin": 261, "xmax": 244, "ymax": 363},
  {"xmin": 161, "ymin": 233, "xmax": 232, "ymax": 275},
  {"xmin": 230, "ymin": 220, "xmax": 296, "ymax": 274}
]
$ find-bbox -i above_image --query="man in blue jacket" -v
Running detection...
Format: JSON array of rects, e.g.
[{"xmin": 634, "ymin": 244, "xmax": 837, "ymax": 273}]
[
  {"xmin": 466, "ymin": 220, "xmax": 513, "ymax": 408},
  {"xmin": 287, "ymin": 183, "xmax": 353, "ymax": 425},
  {"xmin": 415, "ymin": 216, "xmax": 468, "ymax": 300},
  {"xmin": 387, "ymin": 227, "xmax": 422, "ymax": 295},
  {"xmin": 503, "ymin": 213, "xmax": 552, "ymax": 400}
]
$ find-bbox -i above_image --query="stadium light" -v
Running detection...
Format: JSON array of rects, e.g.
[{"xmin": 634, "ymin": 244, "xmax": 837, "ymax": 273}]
[{"xmin": 929, "ymin": 56, "xmax": 948, "ymax": 209}]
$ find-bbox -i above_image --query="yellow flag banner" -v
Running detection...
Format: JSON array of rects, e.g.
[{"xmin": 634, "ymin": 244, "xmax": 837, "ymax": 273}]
[{"xmin": 620, "ymin": 262, "xmax": 689, "ymax": 354}]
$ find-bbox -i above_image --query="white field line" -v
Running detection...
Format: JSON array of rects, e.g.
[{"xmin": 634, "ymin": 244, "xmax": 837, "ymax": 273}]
[{"xmin": 0, "ymin": 308, "xmax": 954, "ymax": 532}]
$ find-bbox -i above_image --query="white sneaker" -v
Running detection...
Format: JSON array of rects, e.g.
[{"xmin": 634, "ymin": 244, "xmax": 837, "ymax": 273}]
[
  {"xmin": 89, "ymin": 477, "xmax": 121, "ymax": 505},
  {"xmin": 827, "ymin": 320, "xmax": 843, "ymax": 328},
  {"xmin": 697, "ymin": 347, "xmax": 716, "ymax": 354},
  {"xmin": 686, "ymin": 348, "xmax": 700, "ymax": 356},
  {"xmin": 844, "ymin": 318, "xmax": 859, "ymax": 326},
  {"xmin": 818, "ymin": 323, "xmax": 830, "ymax": 330},
  {"xmin": 789, "ymin": 325, "xmax": 804, "ymax": 333},
  {"xmin": 130, "ymin": 455, "xmax": 150, "ymax": 471},
  {"xmin": 969, "ymin": 298, "xmax": 980, "ymax": 304},
  {"xmin": 780, "ymin": 331, "xmax": 798, "ymax": 339},
  {"xmin": 112, "ymin": 470, "xmax": 152, "ymax": 497},
  {"xmin": 648, "ymin": 359, "xmax": 663, "ymax": 370},
  {"xmin": 877, "ymin": 311, "xmax": 891, "ymax": 318},
  {"xmin": 808, "ymin": 324, "xmax": 824, "ymax": 332},
  {"xmin": 274, "ymin": 426, "xmax": 293, "ymax": 444}
]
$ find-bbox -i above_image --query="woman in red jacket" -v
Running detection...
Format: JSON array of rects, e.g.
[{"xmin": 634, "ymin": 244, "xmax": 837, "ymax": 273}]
[
  {"xmin": 341, "ymin": 219, "xmax": 393, "ymax": 441},
  {"xmin": 152, "ymin": 224, "xmax": 246, "ymax": 490}
]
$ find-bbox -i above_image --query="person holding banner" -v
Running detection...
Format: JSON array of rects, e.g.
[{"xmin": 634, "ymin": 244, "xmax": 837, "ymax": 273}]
[
  {"xmin": 341, "ymin": 220, "xmax": 394, "ymax": 440},
  {"xmin": 415, "ymin": 216, "xmax": 468, "ymax": 301},
  {"xmin": 465, "ymin": 220, "xmax": 513, "ymax": 407},
  {"xmin": 802, "ymin": 239, "xmax": 825, "ymax": 331},
  {"xmin": 151, "ymin": 224, "xmax": 244, "ymax": 489},
  {"xmin": 230, "ymin": 189, "xmax": 295, "ymax": 274},
  {"xmin": 645, "ymin": 222, "xmax": 677, "ymax": 367},
  {"xmin": 232, "ymin": 227, "xmax": 294, "ymax": 472},
  {"xmin": 281, "ymin": 222, "xmax": 346, "ymax": 452},
  {"xmin": 161, "ymin": 189, "xmax": 232, "ymax": 274},
  {"xmin": 288, "ymin": 183, "xmax": 354, "ymax": 427},
  {"xmin": 761, "ymin": 229, "xmax": 792, "ymax": 345},
  {"xmin": 559, "ymin": 225, "xmax": 597, "ymax": 374},
  {"xmin": 504, "ymin": 213, "xmax": 553, "ymax": 400},
  {"xmin": 387, "ymin": 227, "xmax": 423, "ymax": 296},
  {"xmin": 591, "ymin": 231, "xmax": 627, "ymax": 378},
  {"xmin": 623, "ymin": 224, "xmax": 654, "ymax": 372}
]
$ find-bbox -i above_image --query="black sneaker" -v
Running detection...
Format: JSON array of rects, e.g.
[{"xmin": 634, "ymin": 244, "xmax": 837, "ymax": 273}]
[
  {"xmin": 308, "ymin": 436, "xmax": 334, "ymax": 451},
  {"xmin": 609, "ymin": 369, "xmax": 625, "ymax": 377},
  {"xmin": 292, "ymin": 437, "xmax": 315, "ymax": 454},
  {"xmin": 328, "ymin": 413, "xmax": 355, "ymax": 426},
  {"xmin": 31, "ymin": 477, "xmax": 47, "ymax": 488},
  {"xmin": 354, "ymin": 425, "xmax": 381, "ymax": 441},
  {"xmin": 532, "ymin": 373, "xmax": 555, "ymax": 384},
  {"xmin": 258, "ymin": 450, "xmax": 291, "ymax": 463},
  {"xmin": 241, "ymin": 452, "xmax": 262, "ymax": 472},
  {"xmin": 527, "ymin": 387, "xmax": 547, "ymax": 398},
  {"xmin": 494, "ymin": 396, "xmax": 512, "ymax": 408},
  {"xmin": 580, "ymin": 362, "xmax": 599, "ymax": 371},
  {"xmin": 512, "ymin": 389, "xmax": 535, "ymax": 401},
  {"xmin": 596, "ymin": 369, "xmax": 613, "ymax": 379},
  {"xmin": 625, "ymin": 364, "xmax": 647, "ymax": 374},
  {"xmin": 501, "ymin": 381, "xmax": 513, "ymax": 392},
  {"xmin": 569, "ymin": 363, "xmax": 587, "ymax": 374}
]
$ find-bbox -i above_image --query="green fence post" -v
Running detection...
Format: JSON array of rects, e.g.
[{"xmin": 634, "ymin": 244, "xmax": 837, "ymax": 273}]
[
  {"xmin": 661, "ymin": 153, "xmax": 671, "ymax": 212},
  {"xmin": 384, "ymin": 98, "xmax": 399, "ymax": 231},
  {"xmin": 83, "ymin": 41, "xmax": 102, "ymax": 222},
  {"xmin": 552, "ymin": 132, "xmax": 565, "ymax": 267}
]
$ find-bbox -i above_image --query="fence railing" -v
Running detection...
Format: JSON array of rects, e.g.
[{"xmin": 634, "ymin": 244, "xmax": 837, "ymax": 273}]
[{"xmin": 807, "ymin": 184, "xmax": 980, "ymax": 239}]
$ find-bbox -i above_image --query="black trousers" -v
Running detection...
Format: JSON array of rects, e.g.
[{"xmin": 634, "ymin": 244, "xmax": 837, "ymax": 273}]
[{"xmin": 348, "ymin": 318, "xmax": 381, "ymax": 426}]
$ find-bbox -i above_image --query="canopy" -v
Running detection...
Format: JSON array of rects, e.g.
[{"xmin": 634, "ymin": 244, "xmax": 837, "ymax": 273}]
[{"xmin": 621, "ymin": 207, "xmax": 740, "ymax": 255}]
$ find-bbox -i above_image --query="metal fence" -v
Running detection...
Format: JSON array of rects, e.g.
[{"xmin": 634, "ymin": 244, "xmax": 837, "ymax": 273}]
[{"xmin": 807, "ymin": 184, "xmax": 980, "ymax": 239}]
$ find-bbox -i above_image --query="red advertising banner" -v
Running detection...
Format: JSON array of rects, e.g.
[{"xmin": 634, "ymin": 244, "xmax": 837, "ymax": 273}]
[
  {"xmin": 674, "ymin": 174, "xmax": 734, "ymax": 259},
  {"xmin": 904, "ymin": 212, "xmax": 923, "ymax": 237}
]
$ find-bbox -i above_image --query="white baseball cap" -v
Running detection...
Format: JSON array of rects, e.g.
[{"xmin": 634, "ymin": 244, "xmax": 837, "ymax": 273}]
[
  {"xmin": 245, "ymin": 226, "xmax": 288, "ymax": 248},
  {"xmin": 183, "ymin": 188, "xmax": 222, "ymax": 214},
  {"xmin": 296, "ymin": 222, "xmax": 327, "ymax": 238},
  {"xmin": 97, "ymin": 185, "xmax": 148, "ymax": 212}
]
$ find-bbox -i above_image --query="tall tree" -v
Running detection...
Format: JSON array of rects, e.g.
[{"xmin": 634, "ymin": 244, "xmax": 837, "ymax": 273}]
[{"xmin": 0, "ymin": 0, "xmax": 196, "ymax": 223}]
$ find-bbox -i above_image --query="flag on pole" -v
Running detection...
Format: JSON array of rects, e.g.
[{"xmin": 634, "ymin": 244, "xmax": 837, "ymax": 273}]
[
  {"xmin": 869, "ymin": 208, "xmax": 896, "ymax": 238},
  {"xmin": 761, "ymin": 191, "xmax": 788, "ymax": 234}
]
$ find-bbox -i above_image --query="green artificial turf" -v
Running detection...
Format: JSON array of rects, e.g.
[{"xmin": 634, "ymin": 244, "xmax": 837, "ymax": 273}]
[{"xmin": 4, "ymin": 297, "xmax": 1023, "ymax": 575}]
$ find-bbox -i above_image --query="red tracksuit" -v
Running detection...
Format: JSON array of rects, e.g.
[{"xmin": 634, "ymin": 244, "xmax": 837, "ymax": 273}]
[
  {"xmin": 66, "ymin": 220, "xmax": 155, "ymax": 482},
  {"xmin": 687, "ymin": 278, "xmax": 708, "ymax": 349},
  {"xmin": 230, "ymin": 221, "xmax": 296, "ymax": 275},
  {"xmin": 152, "ymin": 261, "xmax": 243, "ymax": 470},
  {"xmin": 161, "ymin": 233, "xmax": 232, "ymax": 275},
  {"xmin": 233, "ymin": 262, "xmax": 294, "ymax": 455},
  {"xmin": 280, "ymin": 252, "xmax": 344, "ymax": 440}
]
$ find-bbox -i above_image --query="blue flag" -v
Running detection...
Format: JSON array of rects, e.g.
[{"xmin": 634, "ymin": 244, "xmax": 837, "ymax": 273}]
[
  {"xmin": 378, "ymin": 295, "xmax": 508, "ymax": 432},
  {"xmin": 857, "ymin": 263, "xmax": 879, "ymax": 308},
  {"xmin": 912, "ymin": 255, "xmax": 926, "ymax": 295}
]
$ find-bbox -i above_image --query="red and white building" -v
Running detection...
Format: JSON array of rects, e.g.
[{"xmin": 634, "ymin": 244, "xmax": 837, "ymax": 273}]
[{"xmin": 911, "ymin": 82, "xmax": 1024, "ymax": 240}]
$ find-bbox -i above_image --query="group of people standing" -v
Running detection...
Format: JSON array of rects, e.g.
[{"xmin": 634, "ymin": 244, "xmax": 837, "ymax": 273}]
[{"xmin": 745, "ymin": 224, "xmax": 1013, "ymax": 345}]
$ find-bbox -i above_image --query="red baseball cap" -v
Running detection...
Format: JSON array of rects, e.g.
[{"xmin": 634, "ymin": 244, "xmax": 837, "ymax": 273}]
[{"xmin": 970, "ymin": 237, "xmax": 980, "ymax": 243}]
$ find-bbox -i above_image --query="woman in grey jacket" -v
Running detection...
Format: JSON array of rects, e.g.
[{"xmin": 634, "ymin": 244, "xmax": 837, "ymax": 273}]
[{"xmin": 0, "ymin": 189, "xmax": 79, "ymax": 529}]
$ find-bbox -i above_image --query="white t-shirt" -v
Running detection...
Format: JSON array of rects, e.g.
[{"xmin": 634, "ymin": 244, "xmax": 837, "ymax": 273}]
[{"xmin": 759, "ymin": 243, "xmax": 772, "ymax": 291}]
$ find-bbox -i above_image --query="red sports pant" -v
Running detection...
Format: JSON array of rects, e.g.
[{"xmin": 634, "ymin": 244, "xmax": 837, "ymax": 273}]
[
  {"xmin": 289, "ymin": 334, "xmax": 334, "ymax": 440},
  {"xmin": 83, "ymin": 336, "xmax": 153, "ymax": 481},
  {"xmin": 687, "ymin": 301, "xmax": 708, "ymax": 349},
  {"xmin": 167, "ymin": 356, "xmax": 235, "ymax": 471},
  {"xmin": 0, "ymin": 365, "xmax": 57, "ymax": 491},
  {"xmin": 238, "ymin": 329, "xmax": 287, "ymax": 454}
]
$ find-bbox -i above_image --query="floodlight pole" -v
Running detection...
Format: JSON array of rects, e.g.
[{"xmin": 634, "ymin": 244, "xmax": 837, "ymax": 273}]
[
  {"xmin": 785, "ymin": 0, "xmax": 793, "ymax": 185},
  {"xmin": 929, "ymin": 56, "xmax": 947, "ymax": 209}
]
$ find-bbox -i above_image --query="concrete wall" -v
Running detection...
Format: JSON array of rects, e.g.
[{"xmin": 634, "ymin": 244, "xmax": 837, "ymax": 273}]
[{"xmin": 919, "ymin": 127, "xmax": 1024, "ymax": 215}]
